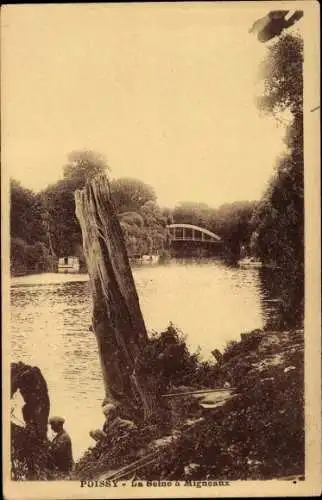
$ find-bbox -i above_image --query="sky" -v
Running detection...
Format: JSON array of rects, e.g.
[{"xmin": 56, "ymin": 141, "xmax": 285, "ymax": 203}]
[{"xmin": 2, "ymin": 3, "xmax": 301, "ymax": 208}]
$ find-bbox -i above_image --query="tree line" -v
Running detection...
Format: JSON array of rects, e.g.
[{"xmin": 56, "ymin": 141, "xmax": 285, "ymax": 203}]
[
  {"xmin": 10, "ymin": 32, "xmax": 303, "ymax": 288},
  {"xmin": 10, "ymin": 158, "xmax": 258, "ymax": 275},
  {"xmin": 10, "ymin": 151, "xmax": 168, "ymax": 275}
]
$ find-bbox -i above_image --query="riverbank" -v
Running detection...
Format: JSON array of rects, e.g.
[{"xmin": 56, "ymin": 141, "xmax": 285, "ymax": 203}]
[
  {"xmin": 73, "ymin": 326, "xmax": 304, "ymax": 481},
  {"xmin": 10, "ymin": 325, "xmax": 304, "ymax": 480},
  {"xmin": 10, "ymin": 264, "xmax": 304, "ymax": 480}
]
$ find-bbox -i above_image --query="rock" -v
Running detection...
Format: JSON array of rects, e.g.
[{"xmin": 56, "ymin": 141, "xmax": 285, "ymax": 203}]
[
  {"xmin": 11, "ymin": 362, "xmax": 51, "ymax": 479},
  {"xmin": 11, "ymin": 362, "xmax": 50, "ymax": 439}
]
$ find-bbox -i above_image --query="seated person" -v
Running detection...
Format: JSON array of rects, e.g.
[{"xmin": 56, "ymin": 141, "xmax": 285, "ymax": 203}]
[{"xmin": 102, "ymin": 403, "xmax": 137, "ymax": 437}]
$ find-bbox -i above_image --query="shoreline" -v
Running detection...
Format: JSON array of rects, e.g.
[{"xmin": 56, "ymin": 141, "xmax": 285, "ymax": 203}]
[
  {"xmin": 10, "ymin": 325, "xmax": 304, "ymax": 481},
  {"xmin": 10, "ymin": 258, "xmax": 288, "ymax": 280},
  {"xmin": 73, "ymin": 326, "xmax": 304, "ymax": 481}
]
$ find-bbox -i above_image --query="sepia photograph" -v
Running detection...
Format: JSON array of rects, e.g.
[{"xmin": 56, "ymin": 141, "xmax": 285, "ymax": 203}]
[{"xmin": 1, "ymin": 2, "xmax": 321, "ymax": 498}]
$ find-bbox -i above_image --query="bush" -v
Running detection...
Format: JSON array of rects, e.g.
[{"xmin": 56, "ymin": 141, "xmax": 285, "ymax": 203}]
[
  {"xmin": 74, "ymin": 422, "xmax": 163, "ymax": 480},
  {"xmin": 223, "ymin": 330, "xmax": 263, "ymax": 362},
  {"xmin": 74, "ymin": 326, "xmax": 304, "ymax": 481},
  {"xmin": 10, "ymin": 237, "xmax": 53, "ymax": 275},
  {"xmin": 11, "ymin": 424, "xmax": 58, "ymax": 480},
  {"xmin": 135, "ymin": 341, "xmax": 304, "ymax": 481},
  {"xmin": 135, "ymin": 325, "xmax": 212, "ymax": 393}
]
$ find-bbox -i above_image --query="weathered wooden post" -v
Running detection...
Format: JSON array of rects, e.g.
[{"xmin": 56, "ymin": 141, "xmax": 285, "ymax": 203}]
[{"xmin": 75, "ymin": 175, "xmax": 155, "ymax": 420}]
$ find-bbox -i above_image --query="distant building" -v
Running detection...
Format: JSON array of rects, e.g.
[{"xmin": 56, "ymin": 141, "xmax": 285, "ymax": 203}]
[{"xmin": 58, "ymin": 256, "xmax": 80, "ymax": 273}]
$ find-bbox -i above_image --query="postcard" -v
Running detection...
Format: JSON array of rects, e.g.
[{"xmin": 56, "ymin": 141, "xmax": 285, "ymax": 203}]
[{"xmin": 1, "ymin": 2, "xmax": 321, "ymax": 498}]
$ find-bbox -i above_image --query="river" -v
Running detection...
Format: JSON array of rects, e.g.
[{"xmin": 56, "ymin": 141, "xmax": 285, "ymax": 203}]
[{"xmin": 10, "ymin": 258, "xmax": 289, "ymax": 460}]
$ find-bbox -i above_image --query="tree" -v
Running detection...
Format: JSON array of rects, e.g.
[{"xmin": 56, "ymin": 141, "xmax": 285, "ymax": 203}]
[
  {"xmin": 42, "ymin": 179, "xmax": 81, "ymax": 257},
  {"xmin": 251, "ymin": 33, "xmax": 304, "ymax": 327},
  {"xmin": 118, "ymin": 202, "xmax": 167, "ymax": 258},
  {"xmin": 10, "ymin": 179, "xmax": 53, "ymax": 275},
  {"xmin": 173, "ymin": 202, "xmax": 215, "ymax": 228},
  {"xmin": 118, "ymin": 211, "xmax": 145, "ymax": 228},
  {"xmin": 63, "ymin": 150, "xmax": 109, "ymax": 186},
  {"xmin": 42, "ymin": 150, "xmax": 110, "ymax": 257},
  {"xmin": 257, "ymin": 33, "xmax": 303, "ymax": 117},
  {"xmin": 110, "ymin": 178, "xmax": 157, "ymax": 214},
  {"xmin": 10, "ymin": 179, "xmax": 46, "ymax": 245},
  {"xmin": 42, "ymin": 159, "xmax": 163, "ymax": 260},
  {"xmin": 252, "ymin": 33, "xmax": 303, "ymax": 271},
  {"xmin": 139, "ymin": 201, "xmax": 167, "ymax": 253}
]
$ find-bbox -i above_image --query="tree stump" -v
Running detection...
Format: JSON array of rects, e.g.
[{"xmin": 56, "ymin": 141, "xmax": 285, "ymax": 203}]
[{"xmin": 75, "ymin": 175, "xmax": 155, "ymax": 420}]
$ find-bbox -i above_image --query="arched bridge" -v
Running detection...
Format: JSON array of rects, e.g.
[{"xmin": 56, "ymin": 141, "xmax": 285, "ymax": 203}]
[{"xmin": 167, "ymin": 223, "xmax": 222, "ymax": 244}]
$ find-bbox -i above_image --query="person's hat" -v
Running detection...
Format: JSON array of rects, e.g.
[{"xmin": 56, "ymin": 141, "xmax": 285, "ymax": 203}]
[{"xmin": 49, "ymin": 416, "xmax": 65, "ymax": 425}]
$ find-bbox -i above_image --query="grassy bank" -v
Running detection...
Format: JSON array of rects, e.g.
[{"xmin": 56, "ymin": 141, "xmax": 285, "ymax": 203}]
[{"xmin": 74, "ymin": 327, "xmax": 304, "ymax": 481}]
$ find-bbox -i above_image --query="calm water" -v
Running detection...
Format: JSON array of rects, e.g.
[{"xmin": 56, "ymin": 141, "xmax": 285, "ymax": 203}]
[{"xmin": 10, "ymin": 258, "xmax": 287, "ymax": 460}]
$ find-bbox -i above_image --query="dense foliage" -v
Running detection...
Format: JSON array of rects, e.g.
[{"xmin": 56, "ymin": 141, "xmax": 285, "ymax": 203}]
[
  {"xmin": 40, "ymin": 150, "xmax": 109, "ymax": 259},
  {"xmin": 10, "ymin": 152, "xmax": 168, "ymax": 274},
  {"xmin": 39, "ymin": 153, "xmax": 169, "ymax": 262},
  {"xmin": 135, "ymin": 329, "xmax": 304, "ymax": 481},
  {"xmin": 74, "ymin": 327, "xmax": 304, "ymax": 481},
  {"xmin": 117, "ymin": 195, "xmax": 167, "ymax": 258},
  {"xmin": 11, "ymin": 151, "xmax": 260, "ymax": 274},
  {"xmin": 250, "ymin": 33, "xmax": 304, "ymax": 327},
  {"xmin": 10, "ymin": 180, "xmax": 54, "ymax": 275},
  {"xmin": 172, "ymin": 200, "xmax": 258, "ymax": 260},
  {"xmin": 251, "ymin": 34, "xmax": 304, "ymax": 273}
]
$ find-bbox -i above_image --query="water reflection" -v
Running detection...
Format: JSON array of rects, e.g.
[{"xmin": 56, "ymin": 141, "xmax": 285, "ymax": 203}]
[{"xmin": 259, "ymin": 266, "xmax": 304, "ymax": 330}]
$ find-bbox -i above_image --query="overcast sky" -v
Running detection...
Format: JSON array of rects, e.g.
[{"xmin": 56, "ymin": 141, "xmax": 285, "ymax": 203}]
[{"xmin": 2, "ymin": 3, "xmax": 303, "ymax": 208}]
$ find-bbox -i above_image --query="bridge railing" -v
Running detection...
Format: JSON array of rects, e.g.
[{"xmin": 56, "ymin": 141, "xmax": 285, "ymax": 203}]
[{"xmin": 166, "ymin": 224, "xmax": 221, "ymax": 243}]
